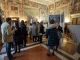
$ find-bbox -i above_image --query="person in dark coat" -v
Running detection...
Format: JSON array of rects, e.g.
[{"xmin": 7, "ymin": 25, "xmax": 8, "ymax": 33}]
[
  {"xmin": 46, "ymin": 19, "xmax": 59, "ymax": 56},
  {"xmin": 12, "ymin": 22, "xmax": 21, "ymax": 54},
  {"xmin": 55, "ymin": 22, "xmax": 63, "ymax": 51},
  {"xmin": 20, "ymin": 20, "xmax": 27, "ymax": 47},
  {"xmin": 39, "ymin": 22, "xmax": 44, "ymax": 43}
]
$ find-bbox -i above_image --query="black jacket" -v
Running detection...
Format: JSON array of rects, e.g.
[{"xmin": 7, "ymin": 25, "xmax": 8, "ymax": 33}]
[
  {"xmin": 12, "ymin": 26, "xmax": 21, "ymax": 42},
  {"xmin": 39, "ymin": 25, "xmax": 44, "ymax": 34},
  {"xmin": 58, "ymin": 26, "xmax": 63, "ymax": 33},
  {"xmin": 46, "ymin": 24, "xmax": 59, "ymax": 46},
  {"xmin": 20, "ymin": 23, "xmax": 28, "ymax": 36}
]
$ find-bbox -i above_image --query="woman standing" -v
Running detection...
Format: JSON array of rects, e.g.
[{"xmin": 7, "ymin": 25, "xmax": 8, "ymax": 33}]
[
  {"xmin": 39, "ymin": 22, "xmax": 44, "ymax": 43},
  {"xmin": 12, "ymin": 22, "xmax": 21, "ymax": 54},
  {"xmin": 31, "ymin": 22, "xmax": 37, "ymax": 42},
  {"xmin": 20, "ymin": 20, "xmax": 27, "ymax": 47},
  {"xmin": 46, "ymin": 19, "xmax": 59, "ymax": 56}
]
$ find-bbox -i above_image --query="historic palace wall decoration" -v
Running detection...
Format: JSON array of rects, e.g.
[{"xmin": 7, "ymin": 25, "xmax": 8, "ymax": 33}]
[{"xmin": 70, "ymin": 0, "xmax": 80, "ymax": 14}]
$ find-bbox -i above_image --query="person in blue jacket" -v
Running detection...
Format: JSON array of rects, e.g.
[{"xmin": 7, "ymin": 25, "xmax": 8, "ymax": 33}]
[{"xmin": 46, "ymin": 19, "xmax": 59, "ymax": 56}]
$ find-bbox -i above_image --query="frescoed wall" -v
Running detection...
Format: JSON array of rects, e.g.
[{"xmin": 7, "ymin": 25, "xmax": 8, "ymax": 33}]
[
  {"xmin": 48, "ymin": 0, "xmax": 72, "ymax": 23},
  {"xmin": 70, "ymin": 0, "xmax": 80, "ymax": 14},
  {"xmin": 1, "ymin": 0, "xmax": 47, "ymax": 22}
]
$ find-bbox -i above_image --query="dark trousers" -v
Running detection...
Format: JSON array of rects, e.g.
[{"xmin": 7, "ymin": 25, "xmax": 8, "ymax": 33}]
[
  {"xmin": 6, "ymin": 42, "xmax": 12, "ymax": 60},
  {"xmin": 14, "ymin": 42, "xmax": 20, "ymax": 53},
  {"xmin": 55, "ymin": 41, "xmax": 59, "ymax": 50},
  {"xmin": 30, "ymin": 32, "xmax": 32, "ymax": 40},
  {"xmin": 39, "ymin": 35, "xmax": 43, "ymax": 43},
  {"xmin": 23, "ymin": 36, "xmax": 27, "ymax": 47},
  {"xmin": 33, "ymin": 36, "xmax": 37, "ymax": 42}
]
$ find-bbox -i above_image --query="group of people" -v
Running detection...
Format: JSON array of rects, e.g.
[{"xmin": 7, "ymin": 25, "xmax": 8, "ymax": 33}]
[
  {"xmin": 1, "ymin": 17, "xmax": 28, "ymax": 60},
  {"xmin": 12, "ymin": 20, "xmax": 28, "ymax": 54},
  {"xmin": 29, "ymin": 22, "xmax": 45, "ymax": 43},
  {"xmin": 1, "ymin": 17, "xmax": 63, "ymax": 60}
]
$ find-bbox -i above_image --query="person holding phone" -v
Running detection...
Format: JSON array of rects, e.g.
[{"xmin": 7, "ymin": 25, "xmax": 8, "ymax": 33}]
[{"xmin": 1, "ymin": 17, "xmax": 16, "ymax": 60}]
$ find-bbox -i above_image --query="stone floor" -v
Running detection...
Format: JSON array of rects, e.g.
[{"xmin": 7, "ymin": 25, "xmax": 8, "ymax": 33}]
[
  {"xmin": 0, "ymin": 36, "xmax": 80, "ymax": 60},
  {"xmin": 4, "ymin": 46, "xmax": 61, "ymax": 60}
]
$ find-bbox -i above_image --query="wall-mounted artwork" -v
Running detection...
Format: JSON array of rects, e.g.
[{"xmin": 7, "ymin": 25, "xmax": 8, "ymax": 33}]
[
  {"xmin": 40, "ymin": 9, "xmax": 47, "ymax": 22},
  {"xmin": 49, "ymin": 14, "xmax": 60, "ymax": 23},
  {"xmin": 11, "ymin": 6, "xmax": 18, "ymax": 15},
  {"xmin": 11, "ymin": 6, "xmax": 18, "ymax": 10},
  {"xmin": 70, "ymin": 0, "xmax": 80, "ymax": 14},
  {"xmin": 24, "ymin": 8, "xmax": 39, "ymax": 18}
]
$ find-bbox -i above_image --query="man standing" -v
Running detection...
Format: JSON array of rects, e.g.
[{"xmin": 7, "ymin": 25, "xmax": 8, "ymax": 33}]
[{"xmin": 1, "ymin": 17, "xmax": 16, "ymax": 60}]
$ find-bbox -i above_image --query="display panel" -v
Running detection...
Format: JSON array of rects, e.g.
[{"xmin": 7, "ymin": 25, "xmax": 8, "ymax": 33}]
[{"xmin": 49, "ymin": 14, "xmax": 60, "ymax": 23}]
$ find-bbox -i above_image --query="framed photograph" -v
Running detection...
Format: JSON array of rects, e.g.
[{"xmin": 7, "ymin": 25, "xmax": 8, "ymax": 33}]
[{"xmin": 49, "ymin": 14, "xmax": 60, "ymax": 23}]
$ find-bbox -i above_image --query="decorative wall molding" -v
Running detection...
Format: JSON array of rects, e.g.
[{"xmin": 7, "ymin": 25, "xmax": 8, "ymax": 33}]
[{"xmin": 71, "ymin": 13, "xmax": 80, "ymax": 18}]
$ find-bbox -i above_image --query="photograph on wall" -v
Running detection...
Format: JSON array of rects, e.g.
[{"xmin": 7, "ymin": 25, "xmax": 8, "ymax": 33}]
[{"xmin": 49, "ymin": 14, "xmax": 60, "ymax": 23}]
